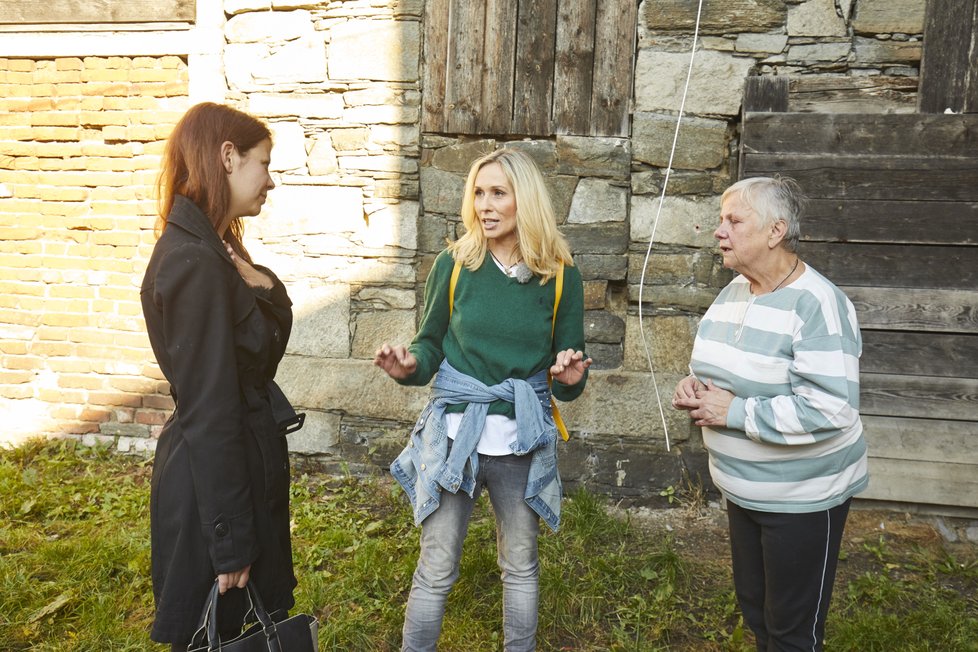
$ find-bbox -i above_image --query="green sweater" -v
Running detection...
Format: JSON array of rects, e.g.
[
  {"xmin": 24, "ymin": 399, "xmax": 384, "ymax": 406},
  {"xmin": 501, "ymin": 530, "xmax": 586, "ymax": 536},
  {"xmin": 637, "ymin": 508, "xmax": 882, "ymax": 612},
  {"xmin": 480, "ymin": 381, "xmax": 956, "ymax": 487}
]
[{"xmin": 399, "ymin": 249, "xmax": 588, "ymax": 417}]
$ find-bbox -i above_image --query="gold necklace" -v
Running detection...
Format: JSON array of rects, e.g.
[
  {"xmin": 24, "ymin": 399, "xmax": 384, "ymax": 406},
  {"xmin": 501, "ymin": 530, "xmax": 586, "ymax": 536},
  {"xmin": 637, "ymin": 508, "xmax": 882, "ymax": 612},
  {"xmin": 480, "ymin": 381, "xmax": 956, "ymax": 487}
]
[{"xmin": 772, "ymin": 257, "xmax": 799, "ymax": 293}]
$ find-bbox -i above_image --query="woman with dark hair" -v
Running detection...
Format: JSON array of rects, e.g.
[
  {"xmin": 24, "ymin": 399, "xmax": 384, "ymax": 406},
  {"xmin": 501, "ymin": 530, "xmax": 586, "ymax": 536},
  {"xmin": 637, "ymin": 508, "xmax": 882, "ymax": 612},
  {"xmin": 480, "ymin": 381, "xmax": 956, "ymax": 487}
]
[
  {"xmin": 141, "ymin": 102, "xmax": 302, "ymax": 649},
  {"xmin": 375, "ymin": 148, "xmax": 591, "ymax": 651}
]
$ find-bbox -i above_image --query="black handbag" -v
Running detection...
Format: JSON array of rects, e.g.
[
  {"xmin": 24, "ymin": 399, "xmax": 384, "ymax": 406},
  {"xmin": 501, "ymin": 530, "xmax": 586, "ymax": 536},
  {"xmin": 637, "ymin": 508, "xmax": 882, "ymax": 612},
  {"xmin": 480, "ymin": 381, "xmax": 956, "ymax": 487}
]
[{"xmin": 187, "ymin": 580, "xmax": 318, "ymax": 652}]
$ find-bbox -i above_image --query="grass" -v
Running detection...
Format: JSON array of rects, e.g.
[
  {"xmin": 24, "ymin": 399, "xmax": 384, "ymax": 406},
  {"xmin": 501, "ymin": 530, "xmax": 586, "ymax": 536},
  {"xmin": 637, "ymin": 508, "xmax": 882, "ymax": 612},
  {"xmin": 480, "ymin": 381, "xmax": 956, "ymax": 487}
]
[{"xmin": 0, "ymin": 438, "xmax": 976, "ymax": 651}]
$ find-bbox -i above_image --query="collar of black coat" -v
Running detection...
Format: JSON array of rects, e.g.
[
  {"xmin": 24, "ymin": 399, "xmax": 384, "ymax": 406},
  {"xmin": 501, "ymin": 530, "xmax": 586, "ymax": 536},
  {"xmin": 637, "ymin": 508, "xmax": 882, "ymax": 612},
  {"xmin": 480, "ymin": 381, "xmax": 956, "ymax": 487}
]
[{"xmin": 165, "ymin": 195, "xmax": 233, "ymax": 264}]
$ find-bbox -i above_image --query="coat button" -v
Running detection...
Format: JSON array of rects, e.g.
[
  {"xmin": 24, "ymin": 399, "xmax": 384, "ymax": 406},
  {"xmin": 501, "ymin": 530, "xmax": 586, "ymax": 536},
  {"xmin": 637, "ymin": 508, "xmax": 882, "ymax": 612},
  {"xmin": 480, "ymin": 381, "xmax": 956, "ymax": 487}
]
[
  {"xmin": 215, "ymin": 523, "xmax": 229, "ymax": 538},
  {"xmin": 420, "ymin": 463, "xmax": 426, "ymax": 471}
]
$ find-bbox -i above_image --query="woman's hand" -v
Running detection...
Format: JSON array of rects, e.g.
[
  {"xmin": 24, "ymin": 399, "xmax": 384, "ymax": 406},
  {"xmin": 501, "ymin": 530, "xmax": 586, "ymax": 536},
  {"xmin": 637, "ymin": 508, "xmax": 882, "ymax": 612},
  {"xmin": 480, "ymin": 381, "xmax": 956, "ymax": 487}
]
[
  {"xmin": 373, "ymin": 343, "xmax": 418, "ymax": 380},
  {"xmin": 672, "ymin": 374, "xmax": 706, "ymax": 411},
  {"xmin": 688, "ymin": 380, "xmax": 735, "ymax": 428},
  {"xmin": 225, "ymin": 242, "xmax": 273, "ymax": 290},
  {"xmin": 550, "ymin": 349, "xmax": 592, "ymax": 386},
  {"xmin": 217, "ymin": 564, "xmax": 251, "ymax": 595}
]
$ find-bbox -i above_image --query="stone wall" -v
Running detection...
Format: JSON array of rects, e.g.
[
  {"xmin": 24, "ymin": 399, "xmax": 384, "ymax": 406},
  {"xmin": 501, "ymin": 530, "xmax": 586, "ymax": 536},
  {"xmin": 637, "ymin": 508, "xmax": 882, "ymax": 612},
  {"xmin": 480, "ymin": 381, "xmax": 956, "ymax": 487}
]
[{"xmin": 0, "ymin": 0, "xmax": 926, "ymax": 504}]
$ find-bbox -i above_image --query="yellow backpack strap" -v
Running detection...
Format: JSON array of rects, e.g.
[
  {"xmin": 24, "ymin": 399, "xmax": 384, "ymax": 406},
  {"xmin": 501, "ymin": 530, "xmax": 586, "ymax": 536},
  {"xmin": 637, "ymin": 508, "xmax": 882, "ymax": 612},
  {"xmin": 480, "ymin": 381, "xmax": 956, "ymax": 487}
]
[
  {"xmin": 549, "ymin": 261, "xmax": 570, "ymax": 441},
  {"xmin": 449, "ymin": 260, "xmax": 462, "ymax": 318}
]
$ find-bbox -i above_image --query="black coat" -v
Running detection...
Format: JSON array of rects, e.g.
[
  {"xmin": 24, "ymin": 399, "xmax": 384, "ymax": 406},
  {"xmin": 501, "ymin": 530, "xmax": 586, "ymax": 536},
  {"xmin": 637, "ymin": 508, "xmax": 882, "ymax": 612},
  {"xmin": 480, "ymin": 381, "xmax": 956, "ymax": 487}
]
[{"xmin": 140, "ymin": 195, "xmax": 298, "ymax": 643}]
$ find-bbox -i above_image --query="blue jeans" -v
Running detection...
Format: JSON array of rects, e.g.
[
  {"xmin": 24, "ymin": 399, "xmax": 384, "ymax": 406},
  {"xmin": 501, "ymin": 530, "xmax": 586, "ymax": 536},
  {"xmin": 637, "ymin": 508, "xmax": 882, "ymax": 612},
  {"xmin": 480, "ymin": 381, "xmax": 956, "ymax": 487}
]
[{"xmin": 401, "ymin": 452, "xmax": 540, "ymax": 652}]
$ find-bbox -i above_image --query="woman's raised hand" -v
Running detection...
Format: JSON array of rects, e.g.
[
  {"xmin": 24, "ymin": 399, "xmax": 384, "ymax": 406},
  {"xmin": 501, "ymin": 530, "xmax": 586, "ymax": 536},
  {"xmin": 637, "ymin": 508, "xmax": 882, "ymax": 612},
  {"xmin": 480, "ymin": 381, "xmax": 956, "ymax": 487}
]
[
  {"xmin": 550, "ymin": 349, "xmax": 591, "ymax": 386},
  {"xmin": 225, "ymin": 242, "xmax": 273, "ymax": 289},
  {"xmin": 374, "ymin": 343, "xmax": 418, "ymax": 380}
]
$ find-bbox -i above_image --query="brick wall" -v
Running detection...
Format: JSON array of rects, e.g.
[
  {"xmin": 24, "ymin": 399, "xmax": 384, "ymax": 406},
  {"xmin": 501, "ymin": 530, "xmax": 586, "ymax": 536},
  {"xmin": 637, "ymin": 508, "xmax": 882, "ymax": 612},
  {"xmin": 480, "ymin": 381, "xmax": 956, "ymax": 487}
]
[{"xmin": 0, "ymin": 56, "xmax": 189, "ymax": 448}]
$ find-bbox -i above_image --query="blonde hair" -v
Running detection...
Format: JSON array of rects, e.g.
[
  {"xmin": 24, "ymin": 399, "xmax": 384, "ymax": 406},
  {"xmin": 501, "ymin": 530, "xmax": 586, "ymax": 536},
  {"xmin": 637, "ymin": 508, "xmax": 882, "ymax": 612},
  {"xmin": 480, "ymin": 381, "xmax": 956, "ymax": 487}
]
[{"xmin": 448, "ymin": 148, "xmax": 573, "ymax": 284}]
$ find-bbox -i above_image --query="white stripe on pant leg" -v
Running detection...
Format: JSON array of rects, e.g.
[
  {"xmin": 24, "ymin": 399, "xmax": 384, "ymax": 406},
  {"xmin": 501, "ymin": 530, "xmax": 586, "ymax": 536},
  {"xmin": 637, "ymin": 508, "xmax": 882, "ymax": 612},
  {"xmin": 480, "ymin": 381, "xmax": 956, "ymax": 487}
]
[{"xmin": 811, "ymin": 510, "xmax": 832, "ymax": 651}]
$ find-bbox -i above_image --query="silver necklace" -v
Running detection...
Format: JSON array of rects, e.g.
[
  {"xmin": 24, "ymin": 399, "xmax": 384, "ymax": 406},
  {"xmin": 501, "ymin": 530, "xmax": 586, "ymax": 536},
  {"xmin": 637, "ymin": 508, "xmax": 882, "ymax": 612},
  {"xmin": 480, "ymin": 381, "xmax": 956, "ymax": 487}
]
[{"xmin": 772, "ymin": 257, "xmax": 799, "ymax": 293}]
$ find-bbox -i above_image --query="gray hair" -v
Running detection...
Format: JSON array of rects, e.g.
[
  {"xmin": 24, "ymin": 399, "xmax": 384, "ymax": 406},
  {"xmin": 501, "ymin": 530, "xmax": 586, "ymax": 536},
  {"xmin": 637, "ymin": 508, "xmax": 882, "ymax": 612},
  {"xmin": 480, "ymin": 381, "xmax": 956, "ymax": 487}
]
[{"xmin": 721, "ymin": 176, "xmax": 805, "ymax": 252}]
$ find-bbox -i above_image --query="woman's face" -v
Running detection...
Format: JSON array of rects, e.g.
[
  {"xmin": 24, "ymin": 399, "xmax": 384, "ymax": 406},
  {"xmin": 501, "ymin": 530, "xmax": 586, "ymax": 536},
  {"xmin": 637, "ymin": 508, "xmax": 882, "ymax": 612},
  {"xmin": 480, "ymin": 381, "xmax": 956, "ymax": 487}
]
[
  {"xmin": 715, "ymin": 192, "xmax": 773, "ymax": 272},
  {"xmin": 226, "ymin": 138, "xmax": 274, "ymax": 221},
  {"xmin": 473, "ymin": 162, "xmax": 518, "ymax": 249}
]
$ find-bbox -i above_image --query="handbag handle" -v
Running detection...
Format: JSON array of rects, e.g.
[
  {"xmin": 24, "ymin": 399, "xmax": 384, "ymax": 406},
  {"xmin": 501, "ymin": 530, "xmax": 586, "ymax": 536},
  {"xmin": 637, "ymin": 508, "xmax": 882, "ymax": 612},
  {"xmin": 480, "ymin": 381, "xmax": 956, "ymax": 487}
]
[{"xmin": 191, "ymin": 579, "xmax": 283, "ymax": 652}]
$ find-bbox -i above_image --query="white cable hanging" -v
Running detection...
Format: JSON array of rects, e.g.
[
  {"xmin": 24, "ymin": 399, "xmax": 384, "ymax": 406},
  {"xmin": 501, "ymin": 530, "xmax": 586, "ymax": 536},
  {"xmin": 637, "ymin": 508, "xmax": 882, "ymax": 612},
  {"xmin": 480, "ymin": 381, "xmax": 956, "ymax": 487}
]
[{"xmin": 637, "ymin": 0, "xmax": 705, "ymax": 453}]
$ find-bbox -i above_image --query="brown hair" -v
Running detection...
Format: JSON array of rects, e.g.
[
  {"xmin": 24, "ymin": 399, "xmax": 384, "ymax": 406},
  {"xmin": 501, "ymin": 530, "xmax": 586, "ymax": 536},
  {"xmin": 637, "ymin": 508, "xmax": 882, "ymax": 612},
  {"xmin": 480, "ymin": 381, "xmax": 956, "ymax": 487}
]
[{"xmin": 155, "ymin": 102, "xmax": 271, "ymax": 260}]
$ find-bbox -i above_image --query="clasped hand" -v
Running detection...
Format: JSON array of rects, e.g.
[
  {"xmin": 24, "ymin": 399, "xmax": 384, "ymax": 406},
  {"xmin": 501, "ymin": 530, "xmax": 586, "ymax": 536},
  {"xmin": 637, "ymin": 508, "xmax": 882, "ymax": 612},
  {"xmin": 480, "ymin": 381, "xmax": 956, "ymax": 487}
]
[{"xmin": 672, "ymin": 376, "xmax": 735, "ymax": 428}]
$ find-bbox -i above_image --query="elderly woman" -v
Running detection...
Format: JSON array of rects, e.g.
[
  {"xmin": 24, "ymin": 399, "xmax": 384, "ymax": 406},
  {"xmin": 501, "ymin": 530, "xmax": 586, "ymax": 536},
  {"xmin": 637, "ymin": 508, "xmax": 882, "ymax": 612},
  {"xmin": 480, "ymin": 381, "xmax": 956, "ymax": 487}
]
[{"xmin": 673, "ymin": 176, "xmax": 868, "ymax": 651}]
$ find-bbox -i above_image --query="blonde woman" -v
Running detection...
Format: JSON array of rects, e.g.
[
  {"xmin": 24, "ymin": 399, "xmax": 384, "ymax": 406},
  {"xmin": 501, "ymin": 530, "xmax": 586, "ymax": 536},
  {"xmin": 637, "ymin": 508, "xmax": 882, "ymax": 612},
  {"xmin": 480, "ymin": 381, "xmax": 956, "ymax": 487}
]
[{"xmin": 375, "ymin": 148, "xmax": 591, "ymax": 651}]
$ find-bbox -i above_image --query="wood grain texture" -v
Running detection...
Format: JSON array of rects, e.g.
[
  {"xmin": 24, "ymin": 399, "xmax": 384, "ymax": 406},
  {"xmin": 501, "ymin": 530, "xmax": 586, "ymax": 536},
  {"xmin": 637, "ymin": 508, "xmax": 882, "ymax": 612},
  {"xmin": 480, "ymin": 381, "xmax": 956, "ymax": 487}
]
[
  {"xmin": 860, "ymin": 457, "xmax": 978, "ymax": 507},
  {"xmin": 861, "ymin": 331, "xmax": 978, "ymax": 378},
  {"xmin": 421, "ymin": 0, "xmax": 450, "ymax": 132},
  {"xmin": 444, "ymin": 0, "xmax": 486, "ymax": 134},
  {"xmin": 844, "ymin": 287, "xmax": 978, "ymax": 334},
  {"xmin": 860, "ymin": 373, "xmax": 978, "ymax": 421},
  {"xmin": 482, "ymin": 0, "xmax": 519, "ymax": 133},
  {"xmin": 801, "ymin": 242, "xmax": 978, "ymax": 290},
  {"xmin": 802, "ymin": 200, "xmax": 978, "ymax": 246},
  {"xmin": 863, "ymin": 416, "xmax": 978, "ymax": 465},
  {"xmin": 0, "ymin": 0, "xmax": 194, "ymax": 23},
  {"xmin": 918, "ymin": 0, "xmax": 978, "ymax": 113},
  {"xmin": 553, "ymin": 0, "xmax": 596, "ymax": 135},
  {"xmin": 513, "ymin": 0, "xmax": 557, "ymax": 136},
  {"xmin": 743, "ymin": 76, "xmax": 789, "ymax": 112},
  {"xmin": 589, "ymin": 0, "xmax": 636, "ymax": 136}
]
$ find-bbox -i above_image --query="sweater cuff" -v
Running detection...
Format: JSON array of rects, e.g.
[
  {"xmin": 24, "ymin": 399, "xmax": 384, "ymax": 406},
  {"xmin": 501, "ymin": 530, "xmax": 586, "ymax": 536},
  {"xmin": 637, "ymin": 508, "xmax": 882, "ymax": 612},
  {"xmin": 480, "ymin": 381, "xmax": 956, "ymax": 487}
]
[{"xmin": 726, "ymin": 397, "xmax": 747, "ymax": 431}]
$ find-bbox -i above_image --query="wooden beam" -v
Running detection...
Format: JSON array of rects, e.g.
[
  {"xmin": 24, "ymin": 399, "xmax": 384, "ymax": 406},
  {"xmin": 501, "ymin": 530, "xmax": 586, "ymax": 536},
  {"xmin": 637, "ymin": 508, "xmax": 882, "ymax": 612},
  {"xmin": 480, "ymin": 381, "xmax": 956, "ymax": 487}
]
[
  {"xmin": 741, "ymin": 112, "xmax": 978, "ymax": 156},
  {"xmin": 513, "ymin": 0, "xmax": 557, "ymax": 136},
  {"xmin": 863, "ymin": 415, "xmax": 978, "ymax": 465},
  {"xmin": 845, "ymin": 287, "xmax": 978, "ymax": 334},
  {"xmin": 860, "ymin": 457, "xmax": 978, "ymax": 507},
  {"xmin": 421, "ymin": 0, "xmax": 450, "ymax": 133},
  {"xmin": 481, "ymin": 0, "xmax": 519, "ymax": 134},
  {"xmin": 861, "ymin": 331, "xmax": 978, "ymax": 378},
  {"xmin": 743, "ymin": 76, "xmax": 789, "ymax": 112},
  {"xmin": 802, "ymin": 242, "xmax": 978, "ymax": 290},
  {"xmin": 589, "ymin": 0, "xmax": 636, "ymax": 137},
  {"xmin": 860, "ymin": 373, "xmax": 978, "ymax": 421},
  {"xmin": 0, "ymin": 0, "xmax": 193, "ymax": 24},
  {"xmin": 802, "ymin": 200, "xmax": 978, "ymax": 246},
  {"xmin": 553, "ymin": 0, "xmax": 596, "ymax": 136},
  {"xmin": 918, "ymin": 0, "xmax": 978, "ymax": 113},
  {"xmin": 444, "ymin": 0, "xmax": 486, "ymax": 134}
]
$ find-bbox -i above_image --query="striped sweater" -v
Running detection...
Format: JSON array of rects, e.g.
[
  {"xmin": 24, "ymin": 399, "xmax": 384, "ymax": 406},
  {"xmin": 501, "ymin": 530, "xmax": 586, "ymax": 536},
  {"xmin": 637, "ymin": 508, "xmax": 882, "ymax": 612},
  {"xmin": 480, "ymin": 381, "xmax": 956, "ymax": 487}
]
[{"xmin": 690, "ymin": 265, "xmax": 868, "ymax": 513}]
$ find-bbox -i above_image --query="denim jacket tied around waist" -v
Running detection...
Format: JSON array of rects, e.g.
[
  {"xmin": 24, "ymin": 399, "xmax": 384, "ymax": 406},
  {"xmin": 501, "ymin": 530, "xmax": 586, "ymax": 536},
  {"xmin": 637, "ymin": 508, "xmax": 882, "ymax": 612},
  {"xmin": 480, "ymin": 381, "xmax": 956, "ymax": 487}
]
[{"xmin": 390, "ymin": 359, "xmax": 563, "ymax": 532}]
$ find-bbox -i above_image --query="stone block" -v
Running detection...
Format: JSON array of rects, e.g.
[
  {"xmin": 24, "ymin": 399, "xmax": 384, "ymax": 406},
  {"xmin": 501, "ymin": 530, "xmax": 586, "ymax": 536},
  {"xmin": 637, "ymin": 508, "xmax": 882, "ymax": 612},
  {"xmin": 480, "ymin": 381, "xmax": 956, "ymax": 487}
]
[
  {"xmin": 584, "ymin": 310, "xmax": 625, "ymax": 344},
  {"xmin": 248, "ymin": 92, "xmax": 344, "ymax": 119},
  {"xmin": 344, "ymin": 105, "xmax": 421, "ymax": 125},
  {"xmin": 628, "ymin": 283, "xmax": 720, "ymax": 313},
  {"xmin": 852, "ymin": 0, "xmax": 925, "ymax": 35},
  {"xmin": 583, "ymin": 280, "xmax": 607, "ymax": 309},
  {"xmin": 420, "ymin": 166, "xmax": 465, "ymax": 215},
  {"xmin": 418, "ymin": 212, "xmax": 453, "ymax": 253},
  {"xmin": 288, "ymin": 283, "xmax": 350, "ymax": 358},
  {"xmin": 338, "ymin": 155, "xmax": 417, "ymax": 173},
  {"xmin": 429, "ymin": 139, "xmax": 496, "ymax": 173},
  {"xmin": 586, "ymin": 342, "xmax": 623, "ymax": 370},
  {"xmin": 308, "ymin": 134, "xmax": 338, "ymax": 175},
  {"xmin": 628, "ymin": 249, "xmax": 717, "ymax": 287},
  {"xmin": 853, "ymin": 37, "xmax": 922, "ymax": 65},
  {"xmin": 225, "ymin": 10, "xmax": 314, "ymax": 43},
  {"xmin": 788, "ymin": 0, "xmax": 847, "ymax": 37},
  {"xmin": 635, "ymin": 49, "xmax": 755, "ymax": 117},
  {"xmin": 556, "ymin": 136, "xmax": 630, "ymax": 179},
  {"xmin": 268, "ymin": 121, "xmax": 307, "ymax": 172},
  {"xmin": 503, "ymin": 139, "xmax": 558, "ymax": 171},
  {"xmin": 356, "ymin": 287, "xmax": 416, "ymax": 310},
  {"xmin": 258, "ymin": 185, "xmax": 364, "ymax": 236},
  {"xmin": 275, "ymin": 356, "xmax": 429, "ymax": 423},
  {"xmin": 786, "ymin": 42, "xmax": 852, "ymax": 65},
  {"xmin": 362, "ymin": 201, "xmax": 419, "ymax": 253},
  {"xmin": 328, "ymin": 20, "xmax": 421, "ymax": 82},
  {"xmin": 575, "ymin": 254, "xmax": 628, "ymax": 281},
  {"xmin": 546, "ymin": 175, "xmax": 579, "ymax": 225},
  {"xmin": 225, "ymin": 0, "xmax": 271, "ymax": 15},
  {"xmin": 562, "ymin": 222, "xmax": 629, "ymax": 255},
  {"xmin": 330, "ymin": 127, "xmax": 370, "ymax": 152},
  {"xmin": 287, "ymin": 409, "xmax": 341, "ymax": 454},
  {"xmin": 630, "ymin": 195, "xmax": 718, "ymax": 247},
  {"xmin": 567, "ymin": 179, "xmax": 628, "ymax": 224},
  {"xmin": 253, "ymin": 37, "xmax": 328, "ymax": 85},
  {"xmin": 345, "ymin": 87, "xmax": 421, "ymax": 107},
  {"xmin": 370, "ymin": 124, "xmax": 420, "ymax": 149},
  {"xmin": 632, "ymin": 112, "xmax": 728, "ymax": 170},
  {"xmin": 352, "ymin": 309, "xmax": 417, "ymax": 358},
  {"xmin": 623, "ymin": 314, "xmax": 697, "ymax": 374},
  {"xmin": 641, "ymin": 0, "xmax": 785, "ymax": 34},
  {"xmin": 734, "ymin": 33, "xmax": 789, "ymax": 55}
]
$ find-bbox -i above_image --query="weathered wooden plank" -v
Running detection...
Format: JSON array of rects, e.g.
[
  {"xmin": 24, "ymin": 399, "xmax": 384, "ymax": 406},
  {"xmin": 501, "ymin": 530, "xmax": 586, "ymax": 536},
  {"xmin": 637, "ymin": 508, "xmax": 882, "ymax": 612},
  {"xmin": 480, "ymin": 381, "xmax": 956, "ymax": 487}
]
[
  {"xmin": 861, "ymin": 331, "xmax": 978, "ymax": 378},
  {"xmin": 863, "ymin": 415, "xmax": 978, "ymax": 465},
  {"xmin": 0, "ymin": 0, "xmax": 193, "ymax": 23},
  {"xmin": 860, "ymin": 373, "xmax": 978, "ymax": 421},
  {"xmin": 640, "ymin": 0, "xmax": 785, "ymax": 35},
  {"xmin": 741, "ymin": 112, "xmax": 978, "ymax": 157},
  {"xmin": 859, "ymin": 457, "xmax": 978, "ymax": 508},
  {"xmin": 802, "ymin": 243, "xmax": 978, "ymax": 290},
  {"xmin": 553, "ymin": 0, "xmax": 596, "ymax": 135},
  {"xmin": 513, "ymin": 0, "xmax": 557, "ymax": 136},
  {"xmin": 803, "ymin": 200, "xmax": 978, "ymax": 246},
  {"xmin": 421, "ymin": 0, "xmax": 450, "ymax": 133},
  {"xmin": 743, "ymin": 76, "xmax": 789, "ymax": 112},
  {"xmin": 444, "ymin": 0, "xmax": 486, "ymax": 134},
  {"xmin": 844, "ymin": 287, "xmax": 978, "ymax": 334},
  {"xmin": 743, "ymin": 154, "xmax": 978, "ymax": 201},
  {"xmin": 481, "ymin": 0, "xmax": 519, "ymax": 134},
  {"xmin": 589, "ymin": 0, "xmax": 636, "ymax": 137},
  {"xmin": 787, "ymin": 75, "xmax": 917, "ymax": 114},
  {"xmin": 918, "ymin": 0, "xmax": 978, "ymax": 113}
]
